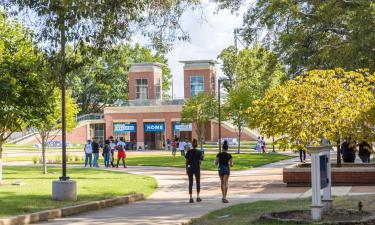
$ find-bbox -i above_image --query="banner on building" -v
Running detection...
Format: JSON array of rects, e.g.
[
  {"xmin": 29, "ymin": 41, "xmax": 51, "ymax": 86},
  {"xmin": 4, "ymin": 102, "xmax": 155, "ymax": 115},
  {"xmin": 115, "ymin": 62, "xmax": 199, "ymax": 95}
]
[
  {"xmin": 174, "ymin": 122, "xmax": 192, "ymax": 132},
  {"xmin": 144, "ymin": 123, "xmax": 165, "ymax": 132},
  {"xmin": 114, "ymin": 124, "xmax": 136, "ymax": 133}
]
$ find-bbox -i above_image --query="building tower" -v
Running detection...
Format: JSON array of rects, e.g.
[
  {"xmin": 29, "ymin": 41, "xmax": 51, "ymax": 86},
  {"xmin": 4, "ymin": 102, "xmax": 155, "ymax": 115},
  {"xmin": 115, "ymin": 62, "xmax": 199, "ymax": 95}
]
[
  {"xmin": 128, "ymin": 62, "xmax": 163, "ymax": 100},
  {"xmin": 179, "ymin": 60, "xmax": 218, "ymax": 99}
]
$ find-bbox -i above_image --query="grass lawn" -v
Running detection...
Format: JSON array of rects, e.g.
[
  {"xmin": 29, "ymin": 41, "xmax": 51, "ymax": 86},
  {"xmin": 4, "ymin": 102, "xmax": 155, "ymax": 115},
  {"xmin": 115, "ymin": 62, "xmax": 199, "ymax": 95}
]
[
  {"xmin": 189, "ymin": 195, "xmax": 375, "ymax": 225},
  {"xmin": 3, "ymin": 153, "xmax": 294, "ymax": 171},
  {"xmin": 0, "ymin": 166, "xmax": 157, "ymax": 218},
  {"xmin": 125, "ymin": 153, "xmax": 293, "ymax": 171}
]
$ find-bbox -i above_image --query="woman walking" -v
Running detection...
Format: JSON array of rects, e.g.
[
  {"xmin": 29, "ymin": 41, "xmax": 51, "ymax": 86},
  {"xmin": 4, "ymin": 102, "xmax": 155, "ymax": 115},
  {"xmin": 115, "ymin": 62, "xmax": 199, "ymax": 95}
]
[
  {"xmin": 185, "ymin": 139, "xmax": 202, "ymax": 203},
  {"xmin": 216, "ymin": 140, "xmax": 233, "ymax": 203}
]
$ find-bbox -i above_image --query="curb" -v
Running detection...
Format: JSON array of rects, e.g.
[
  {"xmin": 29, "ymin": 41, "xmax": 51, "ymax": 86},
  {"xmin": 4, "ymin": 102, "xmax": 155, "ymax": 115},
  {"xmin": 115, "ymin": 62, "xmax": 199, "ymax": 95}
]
[{"xmin": 0, "ymin": 193, "xmax": 144, "ymax": 225}]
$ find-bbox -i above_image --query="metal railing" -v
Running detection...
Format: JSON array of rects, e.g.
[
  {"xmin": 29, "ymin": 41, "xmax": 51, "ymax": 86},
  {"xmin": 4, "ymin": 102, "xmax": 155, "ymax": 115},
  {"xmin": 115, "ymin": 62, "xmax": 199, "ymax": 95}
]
[
  {"xmin": 76, "ymin": 113, "xmax": 104, "ymax": 122},
  {"xmin": 112, "ymin": 99, "xmax": 186, "ymax": 107}
]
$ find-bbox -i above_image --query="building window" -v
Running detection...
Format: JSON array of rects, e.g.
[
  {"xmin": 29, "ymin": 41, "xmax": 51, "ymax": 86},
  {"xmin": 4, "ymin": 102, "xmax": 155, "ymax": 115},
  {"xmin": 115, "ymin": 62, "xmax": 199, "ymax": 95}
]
[
  {"xmin": 155, "ymin": 78, "xmax": 161, "ymax": 99},
  {"xmin": 135, "ymin": 79, "xmax": 148, "ymax": 99},
  {"xmin": 90, "ymin": 123, "xmax": 105, "ymax": 144},
  {"xmin": 190, "ymin": 75, "xmax": 204, "ymax": 97}
]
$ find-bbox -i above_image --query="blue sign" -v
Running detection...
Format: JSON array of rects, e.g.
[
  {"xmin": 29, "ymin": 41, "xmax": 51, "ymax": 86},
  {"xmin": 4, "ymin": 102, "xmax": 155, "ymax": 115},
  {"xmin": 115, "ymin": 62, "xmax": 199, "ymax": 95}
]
[
  {"xmin": 114, "ymin": 124, "xmax": 136, "ymax": 133},
  {"xmin": 144, "ymin": 123, "xmax": 165, "ymax": 132},
  {"xmin": 174, "ymin": 122, "xmax": 192, "ymax": 132}
]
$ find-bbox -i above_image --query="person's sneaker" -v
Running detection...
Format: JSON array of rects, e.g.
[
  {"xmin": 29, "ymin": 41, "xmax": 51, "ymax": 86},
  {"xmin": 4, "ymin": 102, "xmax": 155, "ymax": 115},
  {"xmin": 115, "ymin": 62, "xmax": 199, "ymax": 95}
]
[
  {"xmin": 197, "ymin": 197, "xmax": 202, "ymax": 202},
  {"xmin": 189, "ymin": 198, "xmax": 194, "ymax": 203},
  {"xmin": 124, "ymin": 166, "xmax": 127, "ymax": 168},
  {"xmin": 223, "ymin": 199, "xmax": 229, "ymax": 203}
]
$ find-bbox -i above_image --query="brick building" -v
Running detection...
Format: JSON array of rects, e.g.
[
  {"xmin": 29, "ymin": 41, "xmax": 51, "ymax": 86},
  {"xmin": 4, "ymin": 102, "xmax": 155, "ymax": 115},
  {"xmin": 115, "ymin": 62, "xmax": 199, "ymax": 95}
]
[{"xmin": 23, "ymin": 60, "xmax": 256, "ymax": 148}]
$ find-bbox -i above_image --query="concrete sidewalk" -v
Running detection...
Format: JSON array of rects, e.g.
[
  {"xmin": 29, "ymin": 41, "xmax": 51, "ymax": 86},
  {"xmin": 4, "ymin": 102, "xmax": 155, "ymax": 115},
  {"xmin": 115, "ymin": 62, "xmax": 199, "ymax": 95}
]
[{"xmin": 35, "ymin": 157, "xmax": 375, "ymax": 225}]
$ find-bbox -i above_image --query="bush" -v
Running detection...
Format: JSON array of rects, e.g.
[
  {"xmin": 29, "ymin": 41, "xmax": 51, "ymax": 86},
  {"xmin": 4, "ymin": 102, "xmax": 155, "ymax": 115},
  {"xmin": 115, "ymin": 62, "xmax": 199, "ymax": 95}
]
[
  {"xmin": 67, "ymin": 154, "xmax": 74, "ymax": 162},
  {"xmin": 74, "ymin": 155, "xmax": 82, "ymax": 162},
  {"xmin": 32, "ymin": 156, "xmax": 38, "ymax": 164},
  {"xmin": 54, "ymin": 155, "xmax": 62, "ymax": 164}
]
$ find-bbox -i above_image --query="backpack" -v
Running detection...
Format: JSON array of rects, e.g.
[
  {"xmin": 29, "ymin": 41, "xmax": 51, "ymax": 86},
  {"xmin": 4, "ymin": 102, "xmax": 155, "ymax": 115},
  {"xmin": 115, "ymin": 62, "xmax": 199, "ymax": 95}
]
[{"xmin": 85, "ymin": 143, "xmax": 93, "ymax": 154}]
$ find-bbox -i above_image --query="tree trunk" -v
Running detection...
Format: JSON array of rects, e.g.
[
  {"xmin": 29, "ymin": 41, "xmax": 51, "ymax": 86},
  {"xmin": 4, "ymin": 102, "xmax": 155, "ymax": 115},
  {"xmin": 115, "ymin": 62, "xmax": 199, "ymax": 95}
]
[
  {"xmin": 41, "ymin": 135, "xmax": 47, "ymax": 174},
  {"xmin": 237, "ymin": 125, "xmax": 241, "ymax": 154},
  {"xmin": 337, "ymin": 140, "xmax": 341, "ymax": 167},
  {"xmin": 0, "ymin": 144, "xmax": 3, "ymax": 181}
]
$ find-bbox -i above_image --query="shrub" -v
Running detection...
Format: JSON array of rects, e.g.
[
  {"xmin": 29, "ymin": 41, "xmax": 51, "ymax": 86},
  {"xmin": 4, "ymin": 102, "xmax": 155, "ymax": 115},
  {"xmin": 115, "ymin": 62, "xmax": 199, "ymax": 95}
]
[
  {"xmin": 32, "ymin": 156, "xmax": 38, "ymax": 164},
  {"xmin": 54, "ymin": 155, "xmax": 62, "ymax": 164}
]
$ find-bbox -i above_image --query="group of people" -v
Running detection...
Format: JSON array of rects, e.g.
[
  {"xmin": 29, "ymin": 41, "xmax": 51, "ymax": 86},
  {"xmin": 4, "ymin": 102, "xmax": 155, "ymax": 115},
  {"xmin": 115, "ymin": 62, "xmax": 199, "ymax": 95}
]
[
  {"xmin": 341, "ymin": 138, "xmax": 373, "ymax": 163},
  {"xmin": 168, "ymin": 138, "xmax": 193, "ymax": 157},
  {"xmin": 84, "ymin": 136, "xmax": 127, "ymax": 168},
  {"xmin": 255, "ymin": 137, "xmax": 267, "ymax": 153},
  {"xmin": 185, "ymin": 139, "xmax": 233, "ymax": 203}
]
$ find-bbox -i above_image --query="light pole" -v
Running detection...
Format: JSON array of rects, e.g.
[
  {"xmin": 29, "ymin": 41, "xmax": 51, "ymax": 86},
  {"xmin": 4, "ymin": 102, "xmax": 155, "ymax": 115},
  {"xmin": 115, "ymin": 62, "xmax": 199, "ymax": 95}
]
[{"xmin": 218, "ymin": 78, "xmax": 228, "ymax": 153}]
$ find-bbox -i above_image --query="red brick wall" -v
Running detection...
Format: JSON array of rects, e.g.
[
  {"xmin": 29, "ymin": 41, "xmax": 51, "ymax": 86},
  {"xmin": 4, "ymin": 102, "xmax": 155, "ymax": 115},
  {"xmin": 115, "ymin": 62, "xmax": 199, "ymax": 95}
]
[
  {"xmin": 283, "ymin": 169, "xmax": 375, "ymax": 186},
  {"xmin": 184, "ymin": 69, "xmax": 215, "ymax": 98},
  {"xmin": 128, "ymin": 71, "xmax": 162, "ymax": 100},
  {"xmin": 26, "ymin": 124, "xmax": 88, "ymax": 144}
]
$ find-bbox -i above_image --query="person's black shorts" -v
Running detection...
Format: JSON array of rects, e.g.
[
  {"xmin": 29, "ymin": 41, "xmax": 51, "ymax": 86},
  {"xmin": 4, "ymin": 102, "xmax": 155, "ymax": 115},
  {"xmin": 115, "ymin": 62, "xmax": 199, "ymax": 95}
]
[{"xmin": 218, "ymin": 165, "xmax": 230, "ymax": 176}]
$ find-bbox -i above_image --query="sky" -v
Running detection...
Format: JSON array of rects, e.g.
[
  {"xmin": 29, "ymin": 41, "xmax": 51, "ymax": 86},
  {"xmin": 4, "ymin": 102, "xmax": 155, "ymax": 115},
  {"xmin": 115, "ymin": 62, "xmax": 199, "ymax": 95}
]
[{"xmin": 165, "ymin": 2, "xmax": 250, "ymax": 99}]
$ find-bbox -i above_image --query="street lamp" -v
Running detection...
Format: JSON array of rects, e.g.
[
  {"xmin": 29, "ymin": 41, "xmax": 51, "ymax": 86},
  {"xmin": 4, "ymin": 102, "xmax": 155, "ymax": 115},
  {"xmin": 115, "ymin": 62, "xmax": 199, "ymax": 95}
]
[{"xmin": 218, "ymin": 78, "xmax": 228, "ymax": 153}]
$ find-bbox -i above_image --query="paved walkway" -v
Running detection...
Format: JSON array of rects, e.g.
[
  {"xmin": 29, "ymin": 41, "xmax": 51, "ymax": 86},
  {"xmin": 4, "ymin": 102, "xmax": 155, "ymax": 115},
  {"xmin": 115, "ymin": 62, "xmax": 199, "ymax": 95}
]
[{"xmin": 35, "ymin": 157, "xmax": 375, "ymax": 225}]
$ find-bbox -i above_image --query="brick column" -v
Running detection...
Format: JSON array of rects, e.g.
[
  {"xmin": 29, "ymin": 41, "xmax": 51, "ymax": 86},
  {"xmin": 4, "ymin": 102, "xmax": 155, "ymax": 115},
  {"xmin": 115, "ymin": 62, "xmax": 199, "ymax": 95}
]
[
  {"xmin": 136, "ymin": 119, "xmax": 144, "ymax": 149},
  {"xmin": 165, "ymin": 118, "xmax": 173, "ymax": 149},
  {"xmin": 105, "ymin": 116, "xmax": 113, "ymax": 139}
]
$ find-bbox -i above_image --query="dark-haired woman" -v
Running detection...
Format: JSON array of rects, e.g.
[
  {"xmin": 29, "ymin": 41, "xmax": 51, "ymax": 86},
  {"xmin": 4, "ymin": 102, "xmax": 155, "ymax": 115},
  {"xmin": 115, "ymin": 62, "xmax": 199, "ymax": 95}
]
[
  {"xmin": 216, "ymin": 140, "xmax": 233, "ymax": 203},
  {"xmin": 185, "ymin": 139, "xmax": 202, "ymax": 203},
  {"xmin": 103, "ymin": 140, "xmax": 111, "ymax": 168}
]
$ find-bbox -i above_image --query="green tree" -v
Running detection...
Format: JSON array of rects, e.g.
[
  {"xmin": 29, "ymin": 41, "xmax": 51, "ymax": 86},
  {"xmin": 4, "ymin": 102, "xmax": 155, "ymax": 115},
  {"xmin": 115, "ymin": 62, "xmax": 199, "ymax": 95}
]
[
  {"xmin": 218, "ymin": 45, "xmax": 286, "ymax": 94},
  {"xmin": 216, "ymin": 0, "xmax": 375, "ymax": 76},
  {"xmin": 7, "ymin": 0, "xmax": 199, "ymax": 180},
  {"xmin": 69, "ymin": 44, "xmax": 172, "ymax": 114},
  {"xmin": 223, "ymin": 86, "xmax": 253, "ymax": 153},
  {"xmin": 251, "ymin": 69, "xmax": 375, "ymax": 164},
  {"xmin": 32, "ymin": 89, "xmax": 79, "ymax": 174},
  {"xmin": 218, "ymin": 45, "xmax": 286, "ymax": 152},
  {"xmin": 181, "ymin": 93, "xmax": 217, "ymax": 150},
  {"xmin": 0, "ymin": 12, "xmax": 51, "ymax": 180}
]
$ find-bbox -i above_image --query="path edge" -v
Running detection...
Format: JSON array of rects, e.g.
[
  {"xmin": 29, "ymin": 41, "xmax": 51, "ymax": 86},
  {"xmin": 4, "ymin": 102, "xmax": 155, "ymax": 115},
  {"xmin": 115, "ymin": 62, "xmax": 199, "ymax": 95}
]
[{"xmin": 0, "ymin": 193, "xmax": 145, "ymax": 225}]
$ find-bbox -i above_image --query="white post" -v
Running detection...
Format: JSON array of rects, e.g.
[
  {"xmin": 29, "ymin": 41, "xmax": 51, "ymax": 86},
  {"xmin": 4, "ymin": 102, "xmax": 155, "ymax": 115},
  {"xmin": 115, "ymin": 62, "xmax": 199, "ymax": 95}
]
[
  {"xmin": 310, "ymin": 151, "xmax": 323, "ymax": 220},
  {"xmin": 323, "ymin": 150, "xmax": 332, "ymax": 210}
]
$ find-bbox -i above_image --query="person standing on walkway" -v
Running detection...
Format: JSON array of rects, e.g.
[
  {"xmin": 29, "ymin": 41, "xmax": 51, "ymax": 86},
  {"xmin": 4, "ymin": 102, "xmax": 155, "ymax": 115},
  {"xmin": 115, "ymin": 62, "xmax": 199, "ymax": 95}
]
[
  {"xmin": 215, "ymin": 140, "xmax": 233, "ymax": 203},
  {"xmin": 116, "ymin": 137, "xmax": 127, "ymax": 168},
  {"xmin": 359, "ymin": 140, "xmax": 372, "ymax": 163},
  {"xmin": 167, "ymin": 139, "xmax": 171, "ymax": 151},
  {"xmin": 92, "ymin": 137, "xmax": 100, "ymax": 168},
  {"xmin": 255, "ymin": 137, "xmax": 261, "ymax": 153},
  {"xmin": 84, "ymin": 140, "xmax": 93, "ymax": 167},
  {"xmin": 297, "ymin": 139, "xmax": 306, "ymax": 163},
  {"xmin": 180, "ymin": 139, "xmax": 186, "ymax": 156},
  {"xmin": 185, "ymin": 139, "xmax": 202, "ymax": 203},
  {"xmin": 171, "ymin": 139, "xmax": 177, "ymax": 157},
  {"xmin": 109, "ymin": 136, "xmax": 116, "ymax": 167},
  {"xmin": 261, "ymin": 137, "xmax": 266, "ymax": 153},
  {"xmin": 103, "ymin": 139, "xmax": 111, "ymax": 168}
]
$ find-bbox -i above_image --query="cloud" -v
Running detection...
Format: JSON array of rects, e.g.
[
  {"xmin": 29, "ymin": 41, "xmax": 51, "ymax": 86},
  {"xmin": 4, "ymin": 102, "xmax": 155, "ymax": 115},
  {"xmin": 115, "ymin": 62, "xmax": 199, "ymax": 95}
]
[{"xmin": 167, "ymin": 2, "xmax": 249, "ymax": 98}]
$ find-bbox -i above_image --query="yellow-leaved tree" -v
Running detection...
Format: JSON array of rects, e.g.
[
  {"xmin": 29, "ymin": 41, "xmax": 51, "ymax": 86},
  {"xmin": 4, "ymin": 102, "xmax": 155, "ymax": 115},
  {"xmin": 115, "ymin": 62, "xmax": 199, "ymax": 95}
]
[{"xmin": 250, "ymin": 69, "xmax": 375, "ymax": 165}]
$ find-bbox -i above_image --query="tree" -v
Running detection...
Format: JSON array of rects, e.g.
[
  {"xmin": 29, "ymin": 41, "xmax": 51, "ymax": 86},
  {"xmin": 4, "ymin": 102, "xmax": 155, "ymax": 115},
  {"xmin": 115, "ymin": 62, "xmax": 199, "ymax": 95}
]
[
  {"xmin": 218, "ymin": 45, "xmax": 286, "ymax": 94},
  {"xmin": 32, "ymin": 89, "xmax": 78, "ymax": 174},
  {"xmin": 251, "ymin": 69, "xmax": 375, "ymax": 164},
  {"xmin": 218, "ymin": 45, "xmax": 286, "ymax": 152},
  {"xmin": 222, "ymin": 87, "xmax": 253, "ymax": 153},
  {"xmin": 181, "ymin": 93, "xmax": 217, "ymax": 150},
  {"xmin": 69, "ymin": 44, "xmax": 172, "ymax": 114},
  {"xmin": 0, "ymin": 12, "xmax": 51, "ymax": 180},
  {"xmin": 7, "ymin": 0, "xmax": 200, "ymax": 180},
  {"xmin": 216, "ymin": 0, "xmax": 375, "ymax": 77}
]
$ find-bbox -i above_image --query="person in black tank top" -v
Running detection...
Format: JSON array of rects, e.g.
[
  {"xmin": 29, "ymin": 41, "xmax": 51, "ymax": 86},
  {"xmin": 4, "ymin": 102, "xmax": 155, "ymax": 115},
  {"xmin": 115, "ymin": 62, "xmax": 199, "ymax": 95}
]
[
  {"xmin": 185, "ymin": 139, "xmax": 202, "ymax": 203},
  {"xmin": 215, "ymin": 140, "xmax": 233, "ymax": 203}
]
